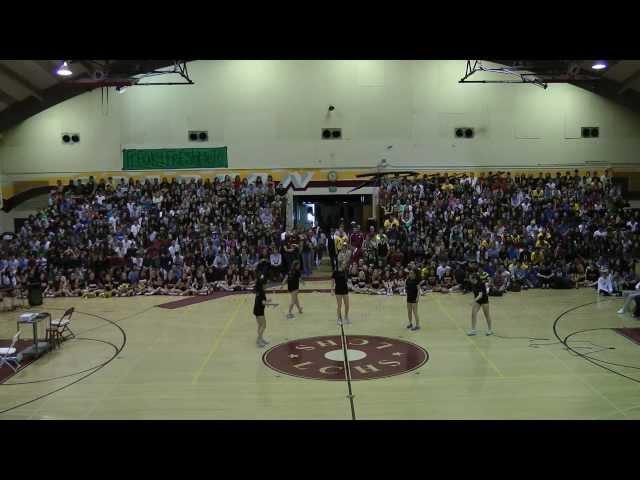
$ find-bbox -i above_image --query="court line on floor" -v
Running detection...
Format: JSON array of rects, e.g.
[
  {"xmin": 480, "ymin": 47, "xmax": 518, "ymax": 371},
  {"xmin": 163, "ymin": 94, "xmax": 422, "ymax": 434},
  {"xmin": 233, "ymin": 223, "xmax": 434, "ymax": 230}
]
[
  {"xmin": 545, "ymin": 302, "xmax": 629, "ymax": 418},
  {"xmin": 434, "ymin": 295, "xmax": 505, "ymax": 378},
  {"xmin": 540, "ymin": 340, "xmax": 628, "ymax": 418},
  {"xmin": 596, "ymin": 402, "xmax": 640, "ymax": 419},
  {"xmin": 191, "ymin": 295, "xmax": 247, "ymax": 385}
]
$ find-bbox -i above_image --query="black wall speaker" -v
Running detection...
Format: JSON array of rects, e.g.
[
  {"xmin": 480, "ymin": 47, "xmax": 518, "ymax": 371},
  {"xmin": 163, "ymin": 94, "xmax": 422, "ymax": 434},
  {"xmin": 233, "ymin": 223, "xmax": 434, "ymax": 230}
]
[
  {"xmin": 62, "ymin": 133, "xmax": 80, "ymax": 144},
  {"xmin": 322, "ymin": 128, "xmax": 342, "ymax": 140},
  {"xmin": 189, "ymin": 130, "xmax": 209, "ymax": 142},
  {"xmin": 454, "ymin": 127, "xmax": 474, "ymax": 139},
  {"xmin": 582, "ymin": 126, "xmax": 599, "ymax": 138}
]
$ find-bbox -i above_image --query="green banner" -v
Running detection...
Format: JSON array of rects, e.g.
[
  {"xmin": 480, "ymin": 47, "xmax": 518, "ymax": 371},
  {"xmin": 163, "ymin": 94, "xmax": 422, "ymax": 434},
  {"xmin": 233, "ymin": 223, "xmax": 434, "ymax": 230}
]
[{"xmin": 123, "ymin": 147, "xmax": 228, "ymax": 170}]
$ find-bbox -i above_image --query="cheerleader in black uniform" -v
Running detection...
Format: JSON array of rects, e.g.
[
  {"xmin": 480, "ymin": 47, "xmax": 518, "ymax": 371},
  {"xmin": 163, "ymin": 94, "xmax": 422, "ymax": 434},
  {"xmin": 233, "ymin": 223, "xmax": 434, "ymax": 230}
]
[
  {"xmin": 282, "ymin": 260, "xmax": 304, "ymax": 319},
  {"xmin": 405, "ymin": 269, "xmax": 422, "ymax": 331},
  {"xmin": 468, "ymin": 274, "xmax": 493, "ymax": 336},
  {"xmin": 254, "ymin": 274, "xmax": 277, "ymax": 348},
  {"xmin": 331, "ymin": 263, "xmax": 350, "ymax": 325}
]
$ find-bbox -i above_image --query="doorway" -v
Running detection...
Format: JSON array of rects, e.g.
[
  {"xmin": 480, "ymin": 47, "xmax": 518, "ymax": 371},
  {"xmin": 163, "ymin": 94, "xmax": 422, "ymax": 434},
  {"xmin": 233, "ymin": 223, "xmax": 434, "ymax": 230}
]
[{"xmin": 293, "ymin": 194, "xmax": 372, "ymax": 232}]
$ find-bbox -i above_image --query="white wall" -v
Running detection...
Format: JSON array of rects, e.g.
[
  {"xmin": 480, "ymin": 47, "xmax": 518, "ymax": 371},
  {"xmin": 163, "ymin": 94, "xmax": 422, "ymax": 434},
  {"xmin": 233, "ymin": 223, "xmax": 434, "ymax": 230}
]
[
  {"xmin": 1, "ymin": 60, "xmax": 640, "ymax": 175},
  {"xmin": 0, "ymin": 193, "xmax": 48, "ymax": 232}
]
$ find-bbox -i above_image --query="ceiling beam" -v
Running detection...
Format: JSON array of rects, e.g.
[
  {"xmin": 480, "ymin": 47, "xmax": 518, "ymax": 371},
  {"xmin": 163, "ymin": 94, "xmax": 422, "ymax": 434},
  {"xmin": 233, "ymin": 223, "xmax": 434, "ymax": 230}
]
[
  {"xmin": 0, "ymin": 64, "xmax": 44, "ymax": 101},
  {"xmin": 0, "ymin": 87, "xmax": 17, "ymax": 105},
  {"xmin": 570, "ymin": 76, "xmax": 640, "ymax": 114},
  {"xmin": 0, "ymin": 60, "xmax": 177, "ymax": 132},
  {"xmin": 31, "ymin": 60, "xmax": 60, "ymax": 80},
  {"xmin": 618, "ymin": 69, "xmax": 640, "ymax": 95}
]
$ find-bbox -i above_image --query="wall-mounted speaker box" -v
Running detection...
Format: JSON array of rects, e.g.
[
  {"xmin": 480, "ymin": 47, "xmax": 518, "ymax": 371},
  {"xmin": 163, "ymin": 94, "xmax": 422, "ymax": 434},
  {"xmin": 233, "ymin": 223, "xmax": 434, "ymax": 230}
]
[
  {"xmin": 581, "ymin": 127, "xmax": 599, "ymax": 138},
  {"xmin": 62, "ymin": 132, "xmax": 80, "ymax": 144},
  {"xmin": 188, "ymin": 130, "xmax": 209, "ymax": 142},
  {"xmin": 322, "ymin": 128, "xmax": 342, "ymax": 140},
  {"xmin": 454, "ymin": 127, "xmax": 474, "ymax": 139}
]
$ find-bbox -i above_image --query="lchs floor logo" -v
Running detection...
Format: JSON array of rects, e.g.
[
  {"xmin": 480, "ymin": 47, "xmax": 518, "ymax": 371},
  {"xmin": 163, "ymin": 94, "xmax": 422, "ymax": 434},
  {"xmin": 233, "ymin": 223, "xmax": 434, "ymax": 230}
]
[{"xmin": 262, "ymin": 335, "xmax": 429, "ymax": 381}]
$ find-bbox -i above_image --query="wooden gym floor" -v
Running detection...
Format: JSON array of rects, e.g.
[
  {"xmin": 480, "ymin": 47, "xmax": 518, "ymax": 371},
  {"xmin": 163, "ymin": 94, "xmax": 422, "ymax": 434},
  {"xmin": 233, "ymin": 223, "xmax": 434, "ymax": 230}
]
[{"xmin": 1, "ymin": 283, "xmax": 640, "ymax": 420}]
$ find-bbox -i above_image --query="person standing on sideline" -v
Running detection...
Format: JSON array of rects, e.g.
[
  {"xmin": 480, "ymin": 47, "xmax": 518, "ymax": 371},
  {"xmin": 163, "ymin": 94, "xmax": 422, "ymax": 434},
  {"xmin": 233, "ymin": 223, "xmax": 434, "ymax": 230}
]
[
  {"xmin": 282, "ymin": 260, "xmax": 304, "ymax": 319},
  {"xmin": 316, "ymin": 230, "xmax": 327, "ymax": 267},
  {"xmin": 331, "ymin": 262, "xmax": 350, "ymax": 325},
  {"xmin": 468, "ymin": 274, "xmax": 493, "ymax": 336},
  {"xmin": 327, "ymin": 228, "xmax": 338, "ymax": 271},
  {"xmin": 405, "ymin": 269, "xmax": 423, "ymax": 331},
  {"xmin": 301, "ymin": 235, "xmax": 313, "ymax": 277},
  {"xmin": 254, "ymin": 274, "xmax": 277, "ymax": 348}
]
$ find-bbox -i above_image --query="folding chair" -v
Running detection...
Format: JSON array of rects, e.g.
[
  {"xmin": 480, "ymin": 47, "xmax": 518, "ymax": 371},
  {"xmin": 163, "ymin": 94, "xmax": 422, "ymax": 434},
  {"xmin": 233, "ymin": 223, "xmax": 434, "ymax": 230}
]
[
  {"xmin": 0, "ymin": 330, "xmax": 22, "ymax": 373},
  {"xmin": 51, "ymin": 307, "xmax": 76, "ymax": 340}
]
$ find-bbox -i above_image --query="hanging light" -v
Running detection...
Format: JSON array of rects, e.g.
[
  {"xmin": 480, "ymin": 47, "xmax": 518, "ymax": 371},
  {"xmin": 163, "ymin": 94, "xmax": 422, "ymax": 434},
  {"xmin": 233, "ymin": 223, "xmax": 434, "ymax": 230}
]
[
  {"xmin": 56, "ymin": 61, "xmax": 72, "ymax": 76},
  {"xmin": 116, "ymin": 86, "xmax": 127, "ymax": 94},
  {"xmin": 591, "ymin": 61, "xmax": 607, "ymax": 70}
]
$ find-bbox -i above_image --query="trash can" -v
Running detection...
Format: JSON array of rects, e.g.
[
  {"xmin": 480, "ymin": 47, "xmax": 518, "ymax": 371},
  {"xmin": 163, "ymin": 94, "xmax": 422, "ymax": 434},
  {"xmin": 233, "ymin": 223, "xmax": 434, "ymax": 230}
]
[{"xmin": 28, "ymin": 283, "xmax": 43, "ymax": 306}]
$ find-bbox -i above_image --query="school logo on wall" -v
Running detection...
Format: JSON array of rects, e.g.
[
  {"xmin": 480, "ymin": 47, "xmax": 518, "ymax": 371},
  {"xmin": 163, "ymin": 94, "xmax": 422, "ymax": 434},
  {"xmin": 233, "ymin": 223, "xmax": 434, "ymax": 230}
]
[
  {"xmin": 262, "ymin": 335, "xmax": 429, "ymax": 381},
  {"xmin": 279, "ymin": 171, "xmax": 314, "ymax": 190}
]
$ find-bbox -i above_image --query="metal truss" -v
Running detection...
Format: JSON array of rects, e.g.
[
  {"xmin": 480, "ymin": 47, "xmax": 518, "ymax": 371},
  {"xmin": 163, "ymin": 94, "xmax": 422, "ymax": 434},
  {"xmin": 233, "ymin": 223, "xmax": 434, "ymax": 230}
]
[
  {"xmin": 459, "ymin": 60, "xmax": 548, "ymax": 89},
  {"xmin": 133, "ymin": 61, "xmax": 194, "ymax": 86},
  {"xmin": 67, "ymin": 60, "xmax": 195, "ymax": 87}
]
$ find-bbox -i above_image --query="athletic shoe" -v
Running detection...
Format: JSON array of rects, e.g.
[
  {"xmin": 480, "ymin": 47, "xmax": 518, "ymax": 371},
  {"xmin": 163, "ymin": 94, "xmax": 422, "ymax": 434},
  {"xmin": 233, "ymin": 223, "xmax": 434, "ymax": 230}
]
[
  {"xmin": 485, "ymin": 330, "xmax": 493, "ymax": 336},
  {"xmin": 262, "ymin": 338, "xmax": 270, "ymax": 345},
  {"xmin": 286, "ymin": 313, "xmax": 295, "ymax": 319},
  {"xmin": 617, "ymin": 308, "xmax": 625, "ymax": 314},
  {"xmin": 411, "ymin": 325, "xmax": 421, "ymax": 331},
  {"xmin": 299, "ymin": 308, "xmax": 303, "ymax": 314},
  {"xmin": 337, "ymin": 318, "xmax": 343, "ymax": 325},
  {"xmin": 345, "ymin": 317, "xmax": 352, "ymax": 325},
  {"xmin": 406, "ymin": 324, "xmax": 413, "ymax": 329},
  {"xmin": 467, "ymin": 329, "xmax": 477, "ymax": 336}
]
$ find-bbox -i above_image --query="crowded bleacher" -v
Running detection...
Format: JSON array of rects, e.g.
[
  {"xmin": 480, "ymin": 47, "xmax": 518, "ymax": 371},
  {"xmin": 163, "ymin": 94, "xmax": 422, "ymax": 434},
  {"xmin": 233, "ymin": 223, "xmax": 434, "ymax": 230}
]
[
  {"xmin": 338, "ymin": 169, "xmax": 640, "ymax": 300},
  {"xmin": 0, "ymin": 174, "xmax": 320, "ymax": 300},
  {"xmin": 1, "ymin": 169, "xmax": 639, "ymax": 305}
]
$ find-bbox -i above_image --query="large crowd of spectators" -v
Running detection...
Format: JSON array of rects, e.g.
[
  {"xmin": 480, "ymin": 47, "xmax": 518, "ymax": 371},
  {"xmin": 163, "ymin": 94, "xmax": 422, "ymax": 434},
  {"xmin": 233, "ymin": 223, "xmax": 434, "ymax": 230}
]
[
  {"xmin": 2, "ymin": 168, "xmax": 639, "ymax": 308},
  {"xmin": 0, "ymin": 174, "xmax": 323, "ymax": 302},
  {"xmin": 337, "ymin": 169, "xmax": 640, "ymax": 300}
]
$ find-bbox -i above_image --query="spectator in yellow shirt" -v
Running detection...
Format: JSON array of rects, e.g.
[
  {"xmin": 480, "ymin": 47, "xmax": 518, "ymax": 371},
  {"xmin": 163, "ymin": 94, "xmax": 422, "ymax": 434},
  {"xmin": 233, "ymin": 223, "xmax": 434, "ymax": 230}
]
[
  {"xmin": 531, "ymin": 249, "xmax": 544, "ymax": 265},
  {"xmin": 334, "ymin": 228, "xmax": 349, "ymax": 252},
  {"xmin": 383, "ymin": 215, "xmax": 400, "ymax": 232}
]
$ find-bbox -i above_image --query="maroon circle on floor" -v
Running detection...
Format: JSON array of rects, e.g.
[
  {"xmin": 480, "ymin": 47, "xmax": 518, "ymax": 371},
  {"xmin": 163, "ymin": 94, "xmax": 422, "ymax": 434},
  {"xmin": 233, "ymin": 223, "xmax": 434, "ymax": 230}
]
[{"xmin": 262, "ymin": 335, "xmax": 429, "ymax": 381}]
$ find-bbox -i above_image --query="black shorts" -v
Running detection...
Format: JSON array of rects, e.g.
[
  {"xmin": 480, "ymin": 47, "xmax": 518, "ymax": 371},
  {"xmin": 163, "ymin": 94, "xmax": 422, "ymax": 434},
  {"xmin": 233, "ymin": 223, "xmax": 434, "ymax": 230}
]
[
  {"xmin": 475, "ymin": 298, "xmax": 489, "ymax": 305},
  {"xmin": 253, "ymin": 307, "xmax": 265, "ymax": 317},
  {"xmin": 407, "ymin": 296, "xmax": 417, "ymax": 304},
  {"xmin": 335, "ymin": 288, "xmax": 349, "ymax": 296}
]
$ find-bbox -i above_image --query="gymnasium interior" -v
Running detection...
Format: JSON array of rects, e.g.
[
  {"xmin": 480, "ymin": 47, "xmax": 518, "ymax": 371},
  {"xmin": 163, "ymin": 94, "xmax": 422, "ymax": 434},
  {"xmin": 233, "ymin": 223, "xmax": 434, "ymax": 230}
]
[{"xmin": 1, "ymin": 60, "xmax": 640, "ymax": 420}]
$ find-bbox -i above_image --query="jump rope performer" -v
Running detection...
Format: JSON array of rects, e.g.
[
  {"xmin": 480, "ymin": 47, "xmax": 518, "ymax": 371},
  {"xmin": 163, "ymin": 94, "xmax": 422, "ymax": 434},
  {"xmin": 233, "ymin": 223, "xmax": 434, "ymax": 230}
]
[
  {"xmin": 405, "ymin": 269, "xmax": 424, "ymax": 331},
  {"xmin": 281, "ymin": 260, "xmax": 304, "ymax": 319},
  {"xmin": 468, "ymin": 273, "xmax": 493, "ymax": 336},
  {"xmin": 331, "ymin": 261, "xmax": 350, "ymax": 326},
  {"xmin": 253, "ymin": 273, "xmax": 278, "ymax": 348}
]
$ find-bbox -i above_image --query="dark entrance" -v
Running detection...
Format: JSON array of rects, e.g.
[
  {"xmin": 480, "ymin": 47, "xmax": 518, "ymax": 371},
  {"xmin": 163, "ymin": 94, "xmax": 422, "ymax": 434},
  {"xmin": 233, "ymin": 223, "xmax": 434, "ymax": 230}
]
[{"xmin": 293, "ymin": 194, "xmax": 372, "ymax": 231}]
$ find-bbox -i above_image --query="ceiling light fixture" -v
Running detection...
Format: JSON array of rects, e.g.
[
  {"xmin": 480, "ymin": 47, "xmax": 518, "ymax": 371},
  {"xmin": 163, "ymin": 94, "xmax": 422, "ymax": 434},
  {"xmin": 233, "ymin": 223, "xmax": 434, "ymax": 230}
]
[
  {"xmin": 591, "ymin": 61, "xmax": 607, "ymax": 70},
  {"xmin": 56, "ymin": 61, "xmax": 73, "ymax": 76},
  {"xmin": 116, "ymin": 86, "xmax": 127, "ymax": 94}
]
